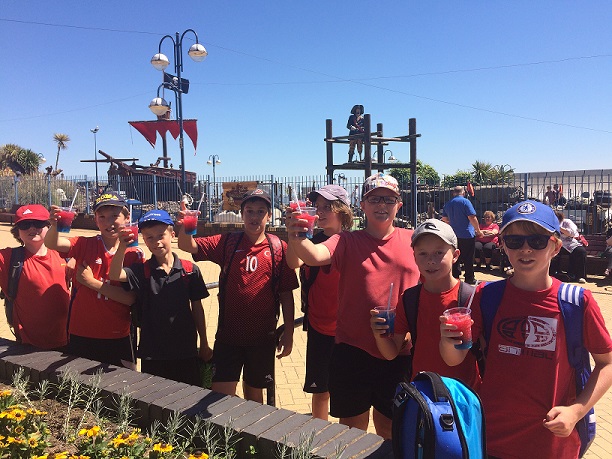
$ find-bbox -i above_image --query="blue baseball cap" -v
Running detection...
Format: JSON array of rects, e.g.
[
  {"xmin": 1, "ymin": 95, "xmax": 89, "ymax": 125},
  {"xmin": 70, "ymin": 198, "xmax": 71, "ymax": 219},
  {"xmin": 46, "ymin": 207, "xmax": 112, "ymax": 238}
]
[
  {"xmin": 138, "ymin": 209, "xmax": 174, "ymax": 228},
  {"xmin": 500, "ymin": 200, "xmax": 560, "ymax": 234}
]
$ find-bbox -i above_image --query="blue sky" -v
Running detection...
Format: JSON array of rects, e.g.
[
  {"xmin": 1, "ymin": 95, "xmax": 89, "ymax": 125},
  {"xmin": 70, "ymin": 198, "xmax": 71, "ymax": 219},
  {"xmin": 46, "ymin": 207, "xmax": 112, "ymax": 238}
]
[{"xmin": 1, "ymin": 1, "xmax": 612, "ymax": 182}]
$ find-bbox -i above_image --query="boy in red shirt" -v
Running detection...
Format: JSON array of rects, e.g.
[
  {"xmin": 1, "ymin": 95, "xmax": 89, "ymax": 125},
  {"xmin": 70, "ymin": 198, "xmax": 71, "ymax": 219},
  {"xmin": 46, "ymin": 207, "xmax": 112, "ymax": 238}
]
[
  {"xmin": 178, "ymin": 189, "xmax": 298, "ymax": 403},
  {"xmin": 287, "ymin": 173, "xmax": 420, "ymax": 439},
  {"xmin": 0, "ymin": 205, "xmax": 70, "ymax": 349},
  {"xmin": 45, "ymin": 193, "xmax": 144, "ymax": 368},
  {"xmin": 441, "ymin": 201, "xmax": 612, "ymax": 458},
  {"xmin": 371, "ymin": 219, "xmax": 481, "ymax": 390}
]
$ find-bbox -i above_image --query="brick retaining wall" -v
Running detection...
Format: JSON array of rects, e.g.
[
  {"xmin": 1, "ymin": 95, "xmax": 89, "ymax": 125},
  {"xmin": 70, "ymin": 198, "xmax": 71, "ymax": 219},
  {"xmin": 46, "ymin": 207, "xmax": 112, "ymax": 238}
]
[{"xmin": 0, "ymin": 338, "xmax": 391, "ymax": 459}]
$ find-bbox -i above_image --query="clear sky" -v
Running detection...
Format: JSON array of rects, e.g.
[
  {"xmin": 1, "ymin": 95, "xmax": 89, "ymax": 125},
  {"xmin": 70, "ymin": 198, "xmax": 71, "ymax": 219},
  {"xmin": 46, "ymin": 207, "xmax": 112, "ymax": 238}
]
[{"xmin": 1, "ymin": 1, "xmax": 612, "ymax": 182}]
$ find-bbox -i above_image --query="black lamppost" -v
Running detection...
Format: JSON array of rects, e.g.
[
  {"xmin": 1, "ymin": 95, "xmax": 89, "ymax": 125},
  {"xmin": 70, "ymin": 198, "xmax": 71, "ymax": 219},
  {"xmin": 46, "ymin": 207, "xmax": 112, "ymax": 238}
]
[
  {"xmin": 90, "ymin": 126, "xmax": 99, "ymax": 193},
  {"xmin": 207, "ymin": 154, "xmax": 221, "ymax": 203},
  {"xmin": 149, "ymin": 29, "xmax": 207, "ymax": 192}
]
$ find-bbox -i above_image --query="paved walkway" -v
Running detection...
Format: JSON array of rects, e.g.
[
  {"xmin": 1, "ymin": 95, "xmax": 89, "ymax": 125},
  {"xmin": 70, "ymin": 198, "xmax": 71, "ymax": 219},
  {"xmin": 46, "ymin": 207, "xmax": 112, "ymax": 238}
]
[{"xmin": 0, "ymin": 224, "xmax": 611, "ymax": 457}]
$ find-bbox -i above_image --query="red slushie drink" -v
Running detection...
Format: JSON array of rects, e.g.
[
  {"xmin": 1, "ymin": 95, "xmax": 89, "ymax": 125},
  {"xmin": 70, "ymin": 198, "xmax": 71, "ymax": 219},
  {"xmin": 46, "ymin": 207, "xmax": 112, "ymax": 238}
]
[
  {"xmin": 298, "ymin": 207, "xmax": 317, "ymax": 239},
  {"xmin": 375, "ymin": 306, "xmax": 396, "ymax": 337},
  {"xmin": 183, "ymin": 210, "xmax": 199, "ymax": 236},
  {"xmin": 443, "ymin": 307, "xmax": 473, "ymax": 350},
  {"xmin": 289, "ymin": 200, "xmax": 307, "ymax": 211},
  {"xmin": 57, "ymin": 207, "xmax": 76, "ymax": 233},
  {"xmin": 125, "ymin": 224, "xmax": 139, "ymax": 247}
]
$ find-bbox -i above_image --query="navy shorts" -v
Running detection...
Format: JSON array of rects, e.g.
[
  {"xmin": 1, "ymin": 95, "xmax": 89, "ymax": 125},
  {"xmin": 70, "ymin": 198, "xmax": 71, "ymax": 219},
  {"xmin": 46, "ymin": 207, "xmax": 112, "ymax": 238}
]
[
  {"xmin": 212, "ymin": 341, "xmax": 276, "ymax": 389},
  {"xmin": 66, "ymin": 334, "xmax": 135, "ymax": 368},
  {"xmin": 303, "ymin": 324, "xmax": 335, "ymax": 394},
  {"xmin": 328, "ymin": 342, "xmax": 408, "ymax": 419}
]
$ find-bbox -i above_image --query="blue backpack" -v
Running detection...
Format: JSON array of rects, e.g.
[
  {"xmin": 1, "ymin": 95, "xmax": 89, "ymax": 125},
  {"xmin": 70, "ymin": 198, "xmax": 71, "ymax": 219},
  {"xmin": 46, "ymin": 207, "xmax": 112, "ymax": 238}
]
[
  {"xmin": 480, "ymin": 280, "xmax": 595, "ymax": 458},
  {"xmin": 392, "ymin": 371, "xmax": 486, "ymax": 459}
]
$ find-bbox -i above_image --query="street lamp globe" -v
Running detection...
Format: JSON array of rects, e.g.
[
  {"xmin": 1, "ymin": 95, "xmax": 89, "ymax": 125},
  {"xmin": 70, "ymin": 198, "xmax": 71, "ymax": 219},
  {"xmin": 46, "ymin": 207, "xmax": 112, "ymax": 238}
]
[
  {"xmin": 188, "ymin": 43, "xmax": 208, "ymax": 62},
  {"xmin": 149, "ymin": 97, "xmax": 170, "ymax": 116},
  {"xmin": 151, "ymin": 53, "xmax": 170, "ymax": 71},
  {"xmin": 206, "ymin": 158, "xmax": 221, "ymax": 166}
]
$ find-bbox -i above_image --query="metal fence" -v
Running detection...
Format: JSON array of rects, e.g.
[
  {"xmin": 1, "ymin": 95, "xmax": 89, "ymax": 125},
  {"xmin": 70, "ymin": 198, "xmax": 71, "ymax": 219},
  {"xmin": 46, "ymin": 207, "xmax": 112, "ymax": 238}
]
[{"xmin": 2, "ymin": 169, "xmax": 611, "ymax": 234}]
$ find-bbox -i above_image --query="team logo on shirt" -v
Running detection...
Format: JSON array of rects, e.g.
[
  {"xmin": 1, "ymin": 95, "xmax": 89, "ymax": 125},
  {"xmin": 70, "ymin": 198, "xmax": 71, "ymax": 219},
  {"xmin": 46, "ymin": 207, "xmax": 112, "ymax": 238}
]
[
  {"xmin": 95, "ymin": 258, "xmax": 103, "ymax": 265},
  {"xmin": 496, "ymin": 316, "xmax": 557, "ymax": 352}
]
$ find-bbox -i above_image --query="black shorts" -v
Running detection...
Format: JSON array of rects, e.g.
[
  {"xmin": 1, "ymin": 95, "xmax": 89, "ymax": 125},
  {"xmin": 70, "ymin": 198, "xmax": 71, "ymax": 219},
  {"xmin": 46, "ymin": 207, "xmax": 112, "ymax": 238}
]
[
  {"xmin": 304, "ymin": 324, "xmax": 335, "ymax": 394},
  {"xmin": 212, "ymin": 341, "xmax": 276, "ymax": 389},
  {"xmin": 328, "ymin": 342, "xmax": 408, "ymax": 419},
  {"xmin": 66, "ymin": 334, "xmax": 135, "ymax": 368},
  {"xmin": 141, "ymin": 357, "xmax": 201, "ymax": 386}
]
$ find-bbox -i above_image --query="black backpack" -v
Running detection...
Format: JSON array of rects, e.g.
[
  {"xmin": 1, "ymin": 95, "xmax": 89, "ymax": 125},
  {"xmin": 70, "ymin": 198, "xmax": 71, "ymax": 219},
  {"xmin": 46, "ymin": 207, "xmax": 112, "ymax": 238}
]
[{"xmin": 299, "ymin": 231, "xmax": 329, "ymax": 331}]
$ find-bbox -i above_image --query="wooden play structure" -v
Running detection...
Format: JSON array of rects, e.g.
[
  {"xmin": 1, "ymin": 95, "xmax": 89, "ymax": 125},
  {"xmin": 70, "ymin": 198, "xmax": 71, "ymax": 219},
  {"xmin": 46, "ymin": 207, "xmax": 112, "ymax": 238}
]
[{"xmin": 324, "ymin": 114, "xmax": 421, "ymax": 226}]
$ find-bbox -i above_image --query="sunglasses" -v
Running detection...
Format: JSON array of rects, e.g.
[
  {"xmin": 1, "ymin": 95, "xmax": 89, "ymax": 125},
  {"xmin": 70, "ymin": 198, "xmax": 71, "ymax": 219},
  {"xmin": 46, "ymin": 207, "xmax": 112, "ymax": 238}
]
[
  {"xmin": 502, "ymin": 234, "xmax": 552, "ymax": 250},
  {"xmin": 16, "ymin": 220, "xmax": 48, "ymax": 231},
  {"xmin": 365, "ymin": 195, "xmax": 400, "ymax": 204}
]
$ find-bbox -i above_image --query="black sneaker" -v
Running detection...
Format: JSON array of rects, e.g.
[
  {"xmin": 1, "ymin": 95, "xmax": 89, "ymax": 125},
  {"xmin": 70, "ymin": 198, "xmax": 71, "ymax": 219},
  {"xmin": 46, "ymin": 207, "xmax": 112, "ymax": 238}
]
[{"xmin": 485, "ymin": 264, "xmax": 492, "ymax": 271}]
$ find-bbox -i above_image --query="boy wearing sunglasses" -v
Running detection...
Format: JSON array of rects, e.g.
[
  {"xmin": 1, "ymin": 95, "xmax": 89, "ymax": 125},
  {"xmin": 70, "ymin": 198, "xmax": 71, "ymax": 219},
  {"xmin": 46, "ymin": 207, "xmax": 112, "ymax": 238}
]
[
  {"xmin": 287, "ymin": 173, "xmax": 420, "ymax": 439},
  {"xmin": 0, "ymin": 205, "xmax": 70, "ymax": 349},
  {"xmin": 440, "ymin": 200, "xmax": 612, "ymax": 458}
]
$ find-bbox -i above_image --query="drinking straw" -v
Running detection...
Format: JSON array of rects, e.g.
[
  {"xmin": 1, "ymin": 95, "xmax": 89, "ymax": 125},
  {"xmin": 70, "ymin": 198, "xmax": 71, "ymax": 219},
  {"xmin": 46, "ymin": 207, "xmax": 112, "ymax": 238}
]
[
  {"xmin": 386, "ymin": 282, "xmax": 394, "ymax": 310},
  {"xmin": 292, "ymin": 188, "xmax": 303, "ymax": 213},
  {"xmin": 129, "ymin": 203, "xmax": 133, "ymax": 226},
  {"xmin": 196, "ymin": 189, "xmax": 206, "ymax": 214},
  {"xmin": 465, "ymin": 282, "xmax": 478, "ymax": 311},
  {"xmin": 69, "ymin": 189, "xmax": 79, "ymax": 211}
]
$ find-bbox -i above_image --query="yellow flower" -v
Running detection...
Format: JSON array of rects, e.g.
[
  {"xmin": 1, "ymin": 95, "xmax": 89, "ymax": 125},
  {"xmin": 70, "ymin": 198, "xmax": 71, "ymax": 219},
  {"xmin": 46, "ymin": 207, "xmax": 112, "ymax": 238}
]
[
  {"xmin": 7, "ymin": 435, "xmax": 24, "ymax": 444},
  {"xmin": 0, "ymin": 390, "xmax": 12, "ymax": 397},
  {"xmin": 29, "ymin": 437, "xmax": 39, "ymax": 448},
  {"xmin": 14, "ymin": 425, "xmax": 24, "ymax": 435},
  {"xmin": 78, "ymin": 425, "xmax": 101, "ymax": 437},
  {"xmin": 8, "ymin": 408, "xmax": 27, "ymax": 421},
  {"xmin": 111, "ymin": 433, "xmax": 128, "ymax": 447},
  {"xmin": 189, "ymin": 452, "xmax": 210, "ymax": 459},
  {"xmin": 153, "ymin": 442, "xmax": 173, "ymax": 452}
]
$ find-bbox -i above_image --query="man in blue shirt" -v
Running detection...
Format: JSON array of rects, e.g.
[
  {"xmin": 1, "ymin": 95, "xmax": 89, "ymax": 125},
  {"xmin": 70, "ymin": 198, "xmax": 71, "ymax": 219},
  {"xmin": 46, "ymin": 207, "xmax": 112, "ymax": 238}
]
[{"xmin": 442, "ymin": 186, "xmax": 483, "ymax": 284}]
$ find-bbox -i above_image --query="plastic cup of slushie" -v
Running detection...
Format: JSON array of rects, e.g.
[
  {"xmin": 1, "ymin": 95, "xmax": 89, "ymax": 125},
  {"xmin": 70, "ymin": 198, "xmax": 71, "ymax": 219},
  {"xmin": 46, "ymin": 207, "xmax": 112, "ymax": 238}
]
[
  {"xmin": 183, "ymin": 210, "xmax": 199, "ymax": 236},
  {"xmin": 298, "ymin": 207, "xmax": 317, "ymax": 239},
  {"xmin": 443, "ymin": 307, "xmax": 473, "ymax": 349},
  {"xmin": 289, "ymin": 200, "xmax": 307, "ymax": 212},
  {"xmin": 375, "ymin": 306, "xmax": 397, "ymax": 337},
  {"xmin": 57, "ymin": 207, "xmax": 76, "ymax": 233},
  {"xmin": 124, "ymin": 223, "xmax": 139, "ymax": 247}
]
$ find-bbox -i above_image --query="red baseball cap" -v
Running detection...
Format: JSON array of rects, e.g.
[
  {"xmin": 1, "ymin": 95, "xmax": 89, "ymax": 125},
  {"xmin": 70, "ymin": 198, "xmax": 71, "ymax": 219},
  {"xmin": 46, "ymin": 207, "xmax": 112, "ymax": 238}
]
[{"xmin": 14, "ymin": 204, "xmax": 50, "ymax": 224}]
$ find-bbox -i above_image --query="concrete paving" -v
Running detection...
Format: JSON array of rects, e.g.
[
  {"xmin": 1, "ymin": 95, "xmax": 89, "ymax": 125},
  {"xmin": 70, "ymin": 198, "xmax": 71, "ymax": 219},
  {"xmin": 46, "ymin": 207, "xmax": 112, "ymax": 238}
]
[{"xmin": 0, "ymin": 224, "xmax": 610, "ymax": 458}]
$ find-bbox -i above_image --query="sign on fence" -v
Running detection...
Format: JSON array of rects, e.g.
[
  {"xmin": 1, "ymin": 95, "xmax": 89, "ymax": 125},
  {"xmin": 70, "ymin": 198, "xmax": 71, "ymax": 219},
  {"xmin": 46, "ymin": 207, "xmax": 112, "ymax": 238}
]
[{"xmin": 222, "ymin": 181, "xmax": 258, "ymax": 211}]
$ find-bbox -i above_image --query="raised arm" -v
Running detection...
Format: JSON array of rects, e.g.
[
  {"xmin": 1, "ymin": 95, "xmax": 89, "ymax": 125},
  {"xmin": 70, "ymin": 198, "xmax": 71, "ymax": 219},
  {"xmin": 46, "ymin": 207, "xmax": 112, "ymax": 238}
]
[
  {"xmin": 108, "ymin": 230, "xmax": 130, "ymax": 282},
  {"xmin": 44, "ymin": 205, "xmax": 71, "ymax": 253},
  {"xmin": 286, "ymin": 212, "xmax": 331, "ymax": 266}
]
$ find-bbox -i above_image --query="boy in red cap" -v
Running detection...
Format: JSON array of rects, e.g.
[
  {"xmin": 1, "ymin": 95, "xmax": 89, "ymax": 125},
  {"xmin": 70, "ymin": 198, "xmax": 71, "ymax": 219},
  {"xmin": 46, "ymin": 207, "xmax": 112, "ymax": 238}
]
[
  {"xmin": 45, "ymin": 193, "xmax": 144, "ymax": 368},
  {"xmin": 178, "ymin": 189, "xmax": 298, "ymax": 403},
  {"xmin": 0, "ymin": 204, "xmax": 70, "ymax": 349}
]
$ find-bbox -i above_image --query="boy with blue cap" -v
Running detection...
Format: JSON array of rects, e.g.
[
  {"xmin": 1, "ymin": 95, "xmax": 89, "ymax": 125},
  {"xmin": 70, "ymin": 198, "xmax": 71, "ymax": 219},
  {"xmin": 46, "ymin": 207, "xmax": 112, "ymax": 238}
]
[
  {"xmin": 110, "ymin": 209, "xmax": 211, "ymax": 385},
  {"xmin": 440, "ymin": 200, "xmax": 612, "ymax": 458}
]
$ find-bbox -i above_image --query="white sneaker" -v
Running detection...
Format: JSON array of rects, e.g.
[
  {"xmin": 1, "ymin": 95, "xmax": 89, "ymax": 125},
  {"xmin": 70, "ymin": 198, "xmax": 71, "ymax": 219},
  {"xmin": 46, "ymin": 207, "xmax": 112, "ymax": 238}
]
[{"xmin": 578, "ymin": 278, "xmax": 586, "ymax": 284}]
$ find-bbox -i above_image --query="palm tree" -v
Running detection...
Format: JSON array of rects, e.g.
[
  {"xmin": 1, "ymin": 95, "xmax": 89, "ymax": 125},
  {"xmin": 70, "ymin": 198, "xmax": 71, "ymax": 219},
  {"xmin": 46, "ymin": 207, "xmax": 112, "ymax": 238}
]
[
  {"xmin": 52, "ymin": 133, "xmax": 70, "ymax": 172},
  {"xmin": 471, "ymin": 160, "xmax": 494, "ymax": 185},
  {"xmin": 0, "ymin": 144, "xmax": 45, "ymax": 175}
]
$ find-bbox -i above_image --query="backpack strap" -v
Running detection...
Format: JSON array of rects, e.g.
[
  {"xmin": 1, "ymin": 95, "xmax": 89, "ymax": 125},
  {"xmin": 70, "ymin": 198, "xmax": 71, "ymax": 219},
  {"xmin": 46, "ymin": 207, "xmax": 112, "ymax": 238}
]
[
  {"xmin": 480, "ymin": 279, "xmax": 507, "ymax": 349},
  {"xmin": 558, "ymin": 282, "xmax": 594, "ymax": 457},
  {"xmin": 4, "ymin": 246, "xmax": 25, "ymax": 337},
  {"xmin": 299, "ymin": 265, "xmax": 320, "ymax": 331},
  {"xmin": 218, "ymin": 232, "xmax": 245, "ymax": 329},
  {"xmin": 265, "ymin": 233, "xmax": 285, "ymax": 319}
]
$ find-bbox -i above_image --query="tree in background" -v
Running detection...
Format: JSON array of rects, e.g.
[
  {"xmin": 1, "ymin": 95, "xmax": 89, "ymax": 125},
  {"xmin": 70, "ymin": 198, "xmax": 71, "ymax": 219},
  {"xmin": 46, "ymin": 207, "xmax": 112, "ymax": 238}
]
[
  {"xmin": 0, "ymin": 143, "xmax": 45, "ymax": 175},
  {"xmin": 52, "ymin": 133, "xmax": 70, "ymax": 174},
  {"xmin": 490, "ymin": 163, "xmax": 515, "ymax": 184},
  {"xmin": 389, "ymin": 159, "xmax": 440, "ymax": 185},
  {"xmin": 471, "ymin": 160, "xmax": 494, "ymax": 185},
  {"xmin": 443, "ymin": 170, "xmax": 473, "ymax": 187}
]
